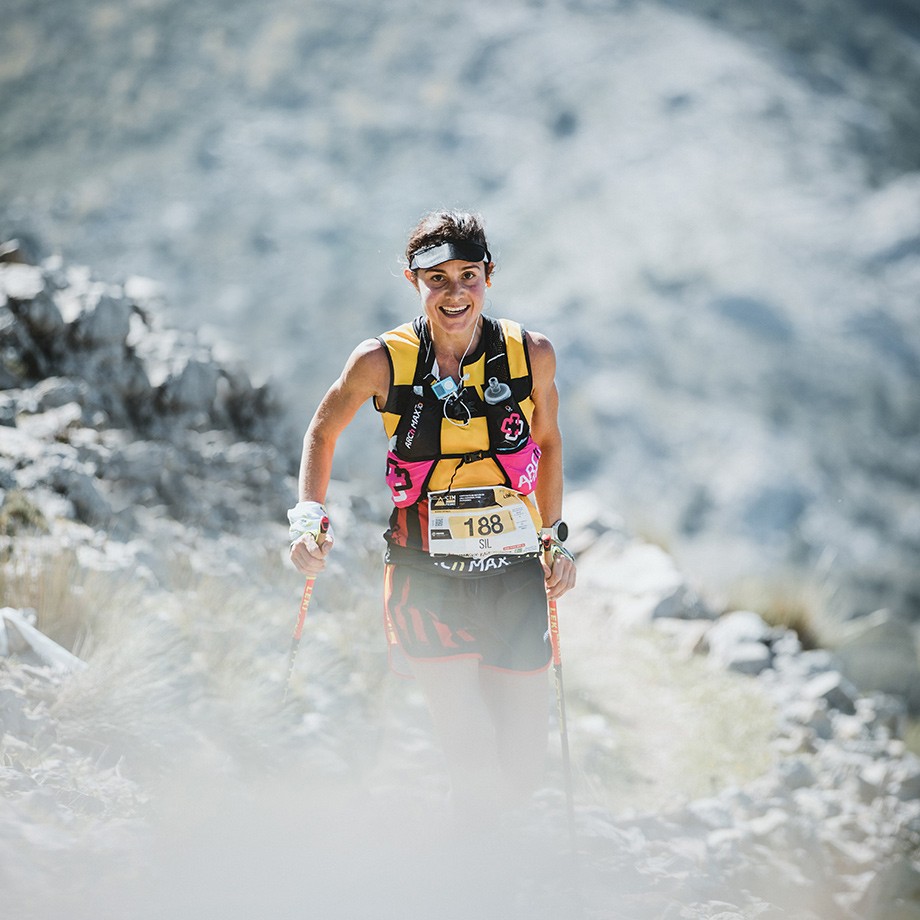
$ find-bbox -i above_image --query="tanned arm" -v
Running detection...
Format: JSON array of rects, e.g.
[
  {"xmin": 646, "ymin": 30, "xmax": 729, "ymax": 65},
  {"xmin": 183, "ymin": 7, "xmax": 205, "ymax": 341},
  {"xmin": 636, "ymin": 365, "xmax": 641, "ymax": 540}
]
[
  {"xmin": 290, "ymin": 338, "xmax": 390, "ymax": 575},
  {"xmin": 527, "ymin": 331, "xmax": 576, "ymax": 600}
]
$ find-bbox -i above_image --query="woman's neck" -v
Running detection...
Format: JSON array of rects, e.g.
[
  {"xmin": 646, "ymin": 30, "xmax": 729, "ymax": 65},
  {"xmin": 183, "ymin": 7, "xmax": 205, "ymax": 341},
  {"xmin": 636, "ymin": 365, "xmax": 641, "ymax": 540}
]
[{"xmin": 429, "ymin": 317, "xmax": 482, "ymax": 377}]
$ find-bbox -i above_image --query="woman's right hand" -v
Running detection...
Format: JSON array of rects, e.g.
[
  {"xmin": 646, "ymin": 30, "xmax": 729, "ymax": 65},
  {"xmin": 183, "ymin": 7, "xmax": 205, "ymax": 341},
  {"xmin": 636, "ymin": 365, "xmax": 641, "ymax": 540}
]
[
  {"xmin": 290, "ymin": 531, "xmax": 334, "ymax": 576},
  {"xmin": 287, "ymin": 500, "xmax": 335, "ymax": 576}
]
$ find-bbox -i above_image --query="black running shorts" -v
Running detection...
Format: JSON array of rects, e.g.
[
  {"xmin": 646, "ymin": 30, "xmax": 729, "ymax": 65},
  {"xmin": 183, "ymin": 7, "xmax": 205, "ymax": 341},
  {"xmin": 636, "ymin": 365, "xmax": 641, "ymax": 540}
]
[{"xmin": 383, "ymin": 557, "xmax": 552, "ymax": 673}]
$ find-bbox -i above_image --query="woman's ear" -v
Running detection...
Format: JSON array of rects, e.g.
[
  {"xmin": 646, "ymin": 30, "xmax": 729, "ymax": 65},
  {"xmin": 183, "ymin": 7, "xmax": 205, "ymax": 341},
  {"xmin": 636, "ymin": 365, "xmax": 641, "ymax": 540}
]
[{"xmin": 404, "ymin": 268, "xmax": 419, "ymax": 289}]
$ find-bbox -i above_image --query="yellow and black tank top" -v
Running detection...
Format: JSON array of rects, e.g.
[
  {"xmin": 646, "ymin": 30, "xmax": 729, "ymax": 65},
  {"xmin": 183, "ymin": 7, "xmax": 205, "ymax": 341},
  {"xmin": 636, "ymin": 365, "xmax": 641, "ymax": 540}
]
[{"xmin": 376, "ymin": 315, "xmax": 542, "ymax": 564}]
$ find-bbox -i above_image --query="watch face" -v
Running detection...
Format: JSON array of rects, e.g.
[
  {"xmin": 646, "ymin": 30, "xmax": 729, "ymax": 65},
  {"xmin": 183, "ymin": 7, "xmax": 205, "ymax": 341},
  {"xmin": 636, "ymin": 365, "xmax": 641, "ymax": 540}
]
[{"xmin": 556, "ymin": 521, "xmax": 569, "ymax": 542}]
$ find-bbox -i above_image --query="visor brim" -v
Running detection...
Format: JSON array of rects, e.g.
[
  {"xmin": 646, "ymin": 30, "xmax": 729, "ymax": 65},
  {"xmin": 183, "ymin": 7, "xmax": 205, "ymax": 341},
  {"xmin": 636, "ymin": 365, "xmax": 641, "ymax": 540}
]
[{"xmin": 409, "ymin": 241, "xmax": 490, "ymax": 270}]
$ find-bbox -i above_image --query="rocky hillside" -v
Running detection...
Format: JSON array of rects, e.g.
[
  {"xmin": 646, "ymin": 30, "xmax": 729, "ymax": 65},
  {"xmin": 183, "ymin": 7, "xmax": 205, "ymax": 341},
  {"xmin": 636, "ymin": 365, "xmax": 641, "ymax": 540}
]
[
  {"xmin": 2, "ymin": 0, "xmax": 920, "ymax": 632},
  {"xmin": 1, "ymin": 252, "xmax": 919, "ymax": 919},
  {"xmin": 0, "ymin": 244, "xmax": 295, "ymax": 544}
]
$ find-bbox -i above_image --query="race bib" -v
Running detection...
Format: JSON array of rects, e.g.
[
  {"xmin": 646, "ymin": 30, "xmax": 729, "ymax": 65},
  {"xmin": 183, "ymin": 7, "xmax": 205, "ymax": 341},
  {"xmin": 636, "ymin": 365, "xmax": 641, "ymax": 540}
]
[{"xmin": 427, "ymin": 486, "xmax": 540, "ymax": 558}]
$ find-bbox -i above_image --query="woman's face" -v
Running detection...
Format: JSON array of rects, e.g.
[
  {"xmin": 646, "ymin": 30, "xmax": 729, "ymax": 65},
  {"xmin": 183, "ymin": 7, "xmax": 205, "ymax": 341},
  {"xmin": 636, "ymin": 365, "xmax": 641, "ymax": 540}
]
[{"xmin": 405, "ymin": 259, "xmax": 490, "ymax": 342}]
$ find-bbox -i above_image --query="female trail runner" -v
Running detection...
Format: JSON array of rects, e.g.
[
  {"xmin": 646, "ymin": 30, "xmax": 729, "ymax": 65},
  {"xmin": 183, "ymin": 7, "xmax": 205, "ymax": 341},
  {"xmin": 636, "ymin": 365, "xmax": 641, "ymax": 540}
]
[{"xmin": 288, "ymin": 209, "xmax": 576, "ymax": 827}]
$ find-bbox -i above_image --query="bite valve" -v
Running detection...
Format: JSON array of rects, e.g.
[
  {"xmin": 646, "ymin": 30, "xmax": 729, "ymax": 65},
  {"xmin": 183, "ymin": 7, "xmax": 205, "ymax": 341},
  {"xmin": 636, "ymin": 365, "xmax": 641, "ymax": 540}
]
[{"xmin": 484, "ymin": 376, "xmax": 512, "ymax": 404}]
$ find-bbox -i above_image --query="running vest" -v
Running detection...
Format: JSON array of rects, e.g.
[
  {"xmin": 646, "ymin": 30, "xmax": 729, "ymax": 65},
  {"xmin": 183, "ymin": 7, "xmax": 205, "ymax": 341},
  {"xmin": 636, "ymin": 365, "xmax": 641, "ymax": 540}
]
[{"xmin": 376, "ymin": 316, "xmax": 542, "ymax": 553}]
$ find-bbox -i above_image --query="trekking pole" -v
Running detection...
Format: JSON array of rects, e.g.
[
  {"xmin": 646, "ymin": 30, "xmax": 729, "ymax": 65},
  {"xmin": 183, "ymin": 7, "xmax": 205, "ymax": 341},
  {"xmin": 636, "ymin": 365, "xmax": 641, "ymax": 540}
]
[
  {"xmin": 543, "ymin": 536, "xmax": 577, "ymax": 853},
  {"xmin": 283, "ymin": 517, "xmax": 329, "ymax": 702},
  {"xmin": 548, "ymin": 594, "xmax": 577, "ymax": 852},
  {"xmin": 543, "ymin": 541, "xmax": 585, "ymax": 915}
]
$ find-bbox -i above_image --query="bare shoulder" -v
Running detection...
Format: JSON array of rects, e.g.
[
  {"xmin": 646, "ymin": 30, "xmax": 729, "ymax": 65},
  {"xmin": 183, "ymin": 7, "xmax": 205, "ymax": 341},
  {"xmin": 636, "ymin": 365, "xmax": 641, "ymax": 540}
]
[
  {"xmin": 524, "ymin": 329, "xmax": 557, "ymax": 379},
  {"xmin": 342, "ymin": 337, "xmax": 390, "ymax": 401},
  {"xmin": 349, "ymin": 336, "xmax": 388, "ymax": 367}
]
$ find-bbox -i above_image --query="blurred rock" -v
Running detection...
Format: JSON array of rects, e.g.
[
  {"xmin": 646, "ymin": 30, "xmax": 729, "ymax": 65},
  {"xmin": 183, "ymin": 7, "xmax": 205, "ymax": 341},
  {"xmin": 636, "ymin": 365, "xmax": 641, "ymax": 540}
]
[
  {"xmin": 777, "ymin": 758, "xmax": 817, "ymax": 791},
  {"xmin": 704, "ymin": 610, "xmax": 777, "ymax": 675},
  {"xmin": 858, "ymin": 856, "xmax": 920, "ymax": 920},
  {"xmin": 834, "ymin": 609, "xmax": 920, "ymax": 713},
  {"xmin": 579, "ymin": 539, "xmax": 713, "ymax": 626},
  {"xmin": 780, "ymin": 698, "xmax": 834, "ymax": 740},
  {"xmin": 0, "ymin": 264, "xmax": 44, "ymax": 303},
  {"xmin": 801, "ymin": 670, "xmax": 859, "ymax": 715},
  {"xmin": 0, "ymin": 257, "xmax": 294, "ymax": 538},
  {"xmin": 70, "ymin": 292, "xmax": 133, "ymax": 348},
  {"xmin": 0, "ymin": 608, "xmax": 86, "ymax": 672},
  {"xmin": 0, "ymin": 240, "xmax": 36, "ymax": 265},
  {"xmin": 157, "ymin": 357, "xmax": 220, "ymax": 420},
  {"xmin": 891, "ymin": 754, "xmax": 920, "ymax": 803}
]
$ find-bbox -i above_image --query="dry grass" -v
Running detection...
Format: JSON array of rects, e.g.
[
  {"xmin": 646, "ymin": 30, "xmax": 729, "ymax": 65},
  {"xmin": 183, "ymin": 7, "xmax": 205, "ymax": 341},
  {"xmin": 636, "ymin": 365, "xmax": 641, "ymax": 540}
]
[
  {"xmin": 0, "ymin": 547, "xmax": 144, "ymax": 658},
  {"xmin": 716, "ymin": 572, "xmax": 837, "ymax": 651},
  {"xmin": 4, "ymin": 536, "xmax": 392, "ymax": 787},
  {"xmin": 564, "ymin": 610, "xmax": 777, "ymax": 814},
  {"xmin": 2, "ymin": 525, "xmax": 787, "ymax": 830},
  {"xmin": 0, "ymin": 489, "xmax": 49, "ymax": 537}
]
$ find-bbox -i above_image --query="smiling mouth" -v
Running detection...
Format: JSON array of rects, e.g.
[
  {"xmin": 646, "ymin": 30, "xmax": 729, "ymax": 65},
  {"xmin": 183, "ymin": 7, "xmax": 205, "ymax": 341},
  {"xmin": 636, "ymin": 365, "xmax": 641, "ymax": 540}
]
[{"xmin": 440, "ymin": 305, "xmax": 470, "ymax": 316}]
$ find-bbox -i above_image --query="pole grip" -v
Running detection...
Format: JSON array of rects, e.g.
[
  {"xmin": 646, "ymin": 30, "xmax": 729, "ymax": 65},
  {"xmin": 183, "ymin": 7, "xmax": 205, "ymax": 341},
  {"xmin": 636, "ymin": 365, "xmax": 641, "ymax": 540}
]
[
  {"xmin": 291, "ymin": 516, "xmax": 328, "ymax": 640},
  {"xmin": 292, "ymin": 577, "xmax": 317, "ymax": 641},
  {"xmin": 548, "ymin": 598, "xmax": 562, "ymax": 667},
  {"xmin": 284, "ymin": 516, "xmax": 331, "ymax": 701}
]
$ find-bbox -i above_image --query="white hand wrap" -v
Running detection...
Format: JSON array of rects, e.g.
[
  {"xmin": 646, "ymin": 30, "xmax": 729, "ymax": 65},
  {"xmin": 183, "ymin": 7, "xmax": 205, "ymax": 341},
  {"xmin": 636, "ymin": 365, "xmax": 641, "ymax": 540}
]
[{"xmin": 287, "ymin": 501, "xmax": 333, "ymax": 546}]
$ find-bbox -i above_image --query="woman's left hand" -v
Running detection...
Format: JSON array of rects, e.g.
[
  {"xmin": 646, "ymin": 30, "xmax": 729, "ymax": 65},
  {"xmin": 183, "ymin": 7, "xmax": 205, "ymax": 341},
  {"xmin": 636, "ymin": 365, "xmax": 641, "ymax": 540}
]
[{"xmin": 542, "ymin": 546, "xmax": 576, "ymax": 601}]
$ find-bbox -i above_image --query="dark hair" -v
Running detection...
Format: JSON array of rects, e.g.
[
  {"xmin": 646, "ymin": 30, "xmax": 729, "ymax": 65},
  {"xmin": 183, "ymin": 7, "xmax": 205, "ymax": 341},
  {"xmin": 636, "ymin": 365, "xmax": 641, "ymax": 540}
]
[{"xmin": 405, "ymin": 210, "xmax": 494, "ymax": 278}]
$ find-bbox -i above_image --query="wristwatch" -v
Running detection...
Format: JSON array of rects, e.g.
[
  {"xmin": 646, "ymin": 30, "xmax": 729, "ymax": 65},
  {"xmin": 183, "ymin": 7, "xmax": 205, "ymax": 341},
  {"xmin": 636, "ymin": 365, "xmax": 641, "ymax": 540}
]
[{"xmin": 541, "ymin": 520, "xmax": 569, "ymax": 543}]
